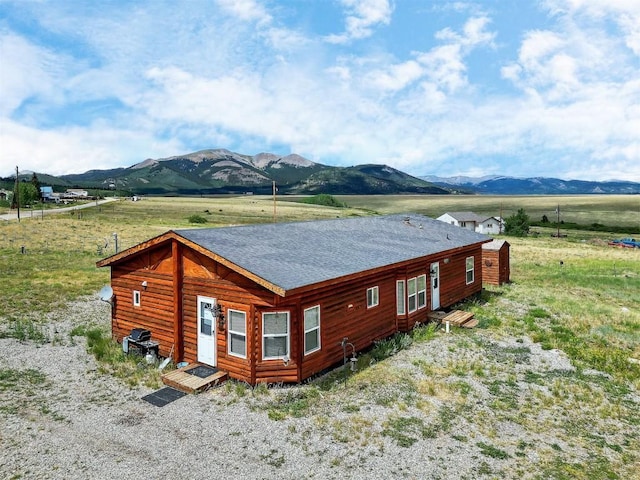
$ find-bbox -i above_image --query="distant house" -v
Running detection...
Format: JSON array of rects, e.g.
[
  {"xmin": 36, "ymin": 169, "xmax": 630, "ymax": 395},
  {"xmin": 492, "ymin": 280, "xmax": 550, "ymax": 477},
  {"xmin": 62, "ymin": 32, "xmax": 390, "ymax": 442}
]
[
  {"xmin": 0, "ymin": 189, "xmax": 12, "ymax": 202},
  {"xmin": 97, "ymin": 214, "xmax": 491, "ymax": 386},
  {"xmin": 437, "ymin": 212, "xmax": 503, "ymax": 235},
  {"xmin": 40, "ymin": 186, "xmax": 54, "ymax": 201},
  {"xmin": 64, "ymin": 189, "xmax": 88, "ymax": 198}
]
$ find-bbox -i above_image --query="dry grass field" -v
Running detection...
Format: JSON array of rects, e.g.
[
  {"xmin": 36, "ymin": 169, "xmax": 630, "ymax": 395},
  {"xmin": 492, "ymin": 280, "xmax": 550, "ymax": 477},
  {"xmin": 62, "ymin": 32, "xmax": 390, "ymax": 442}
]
[{"xmin": 1, "ymin": 194, "xmax": 639, "ymax": 479}]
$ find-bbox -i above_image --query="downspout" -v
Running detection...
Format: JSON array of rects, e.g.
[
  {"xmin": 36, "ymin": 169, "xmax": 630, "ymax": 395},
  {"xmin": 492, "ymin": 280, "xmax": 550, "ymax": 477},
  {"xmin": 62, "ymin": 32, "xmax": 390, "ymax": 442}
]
[
  {"xmin": 297, "ymin": 299, "xmax": 303, "ymax": 383},
  {"xmin": 250, "ymin": 305, "xmax": 256, "ymax": 385},
  {"xmin": 172, "ymin": 240, "xmax": 184, "ymax": 363}
]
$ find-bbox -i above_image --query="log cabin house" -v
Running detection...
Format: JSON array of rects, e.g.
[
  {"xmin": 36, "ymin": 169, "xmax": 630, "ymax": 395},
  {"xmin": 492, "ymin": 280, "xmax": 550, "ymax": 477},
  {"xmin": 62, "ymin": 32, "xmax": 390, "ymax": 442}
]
[{"xmin": 96, "ymin": 213, "xmax": 491, "ymax": 385}]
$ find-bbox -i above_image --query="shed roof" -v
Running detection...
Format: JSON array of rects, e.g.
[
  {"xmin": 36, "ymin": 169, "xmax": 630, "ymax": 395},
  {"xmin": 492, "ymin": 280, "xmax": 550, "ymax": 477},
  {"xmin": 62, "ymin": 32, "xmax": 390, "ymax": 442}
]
[
  {"xmin": 482, "ymin": 239, "xmax": 509, "ymax": 250},
  {"xmin": 99, "ymin": 213, "xmax": 490, "ymax": 295}
]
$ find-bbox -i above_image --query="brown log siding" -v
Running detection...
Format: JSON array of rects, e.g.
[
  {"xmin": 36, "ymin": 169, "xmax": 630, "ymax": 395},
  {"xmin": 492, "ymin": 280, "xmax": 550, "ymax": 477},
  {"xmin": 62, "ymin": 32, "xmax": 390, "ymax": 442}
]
[
  {"xmin": 482, "ymin": 244, "xmax": 510, "ymax": 285},
  {"xmin": 107, "ymin": 238, "xmax": 485, "ymax": 385}
]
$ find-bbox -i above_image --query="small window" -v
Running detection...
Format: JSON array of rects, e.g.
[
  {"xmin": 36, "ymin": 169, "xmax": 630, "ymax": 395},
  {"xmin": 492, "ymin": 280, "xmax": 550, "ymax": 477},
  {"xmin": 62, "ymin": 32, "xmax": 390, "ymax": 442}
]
[
  {"xmin": 396, "ymin": 280, "xmax": 406, "ymax": 315},
  {"xmin": 228, "ymin": 309, "xmax": 246, "ymax": 358},
  {"xmin": 262, "ymin": 311, "xmax": 289, "ymax": 360},
  {"xmin": 304, "ymin": 305, "xmax": 321, "ymax": 355},
  {"xmin": 417, "ymin": 274, "xmax": 427, "ymax": 309},
  {"xmin": 407, "ymin": 277, "xmax": 417, "ymax": 313},
  {"xmin": 367, "ymin": 286, "xmax": 379, "ymax": 308},
  {"xmin": 133, "ymin": 290, "xmax": 141, "ymax": 307},
  {"xmin": 466, "ymin": 256, "xmax": 475, "ymax": 284}
]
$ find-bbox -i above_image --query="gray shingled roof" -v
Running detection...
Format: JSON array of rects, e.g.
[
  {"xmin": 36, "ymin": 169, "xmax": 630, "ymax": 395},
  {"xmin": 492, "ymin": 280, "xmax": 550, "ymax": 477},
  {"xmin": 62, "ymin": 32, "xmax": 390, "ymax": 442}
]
[
  {"xmin": 446, "ymin": 211, "xmax": 490, "ymax": 222},
  {"xmin": 174, "ymin": 213, "xmax": 490, "ymax": 293}
]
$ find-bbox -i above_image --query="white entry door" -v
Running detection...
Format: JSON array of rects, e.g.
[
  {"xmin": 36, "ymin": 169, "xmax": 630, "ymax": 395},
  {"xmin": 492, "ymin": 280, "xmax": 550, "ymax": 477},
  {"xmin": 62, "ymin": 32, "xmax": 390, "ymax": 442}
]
[
  {"xmin": 430, "ymin": 262, "xmax": 440, "ymax": 310},
  {"xmin": 197, "ymin": 296, "xmax": 217, "ymax": 366}
]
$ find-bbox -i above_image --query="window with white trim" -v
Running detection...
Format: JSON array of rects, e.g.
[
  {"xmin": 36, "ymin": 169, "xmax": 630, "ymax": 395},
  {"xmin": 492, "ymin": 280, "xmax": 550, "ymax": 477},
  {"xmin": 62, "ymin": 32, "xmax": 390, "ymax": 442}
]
[
  {"xmin": 304, "ymin": 305, "xmax": 321, "ymax": 355},
  {"xmin": 262, "ymin": 311, "xmax": 289, "ymax": 360},
  {"xmin": 228, "ymin": 309, "xmax": 246, "ymax": 358},
  {"xmin": 133, "ymin": 290, "xmax": 141, "ymax": 307},
  {"xmin": 396, "ymin": 280, "xmax": 406, "ymax": 315},
  {"xmin": 466, "ymin": 256, "xmax": 475, "ymax": 284},
  {"xmin": 366, "ymin": 286, "xmax": 379, "ymax": 308},
  {"xmin": 407, "ymin": 277, "xmax": 417, "ymax": 313},
  {"xmin": 417, "ymin": 274, "xmax": 427, "ymax": 309}
]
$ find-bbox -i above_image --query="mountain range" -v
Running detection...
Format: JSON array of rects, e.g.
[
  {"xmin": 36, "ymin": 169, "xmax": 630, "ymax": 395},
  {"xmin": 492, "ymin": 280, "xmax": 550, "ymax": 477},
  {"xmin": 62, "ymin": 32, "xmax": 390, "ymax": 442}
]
[
  {"xmin": 44, "ymin": 149, "xmax": 448, "ymax": 195},
  {"xmin": 5, "ymin": 149, "xmax": 639, "ymax": 195},
  {"xmin": 421, "ymin": 175, "xmax": 640, "ymax": 195}
]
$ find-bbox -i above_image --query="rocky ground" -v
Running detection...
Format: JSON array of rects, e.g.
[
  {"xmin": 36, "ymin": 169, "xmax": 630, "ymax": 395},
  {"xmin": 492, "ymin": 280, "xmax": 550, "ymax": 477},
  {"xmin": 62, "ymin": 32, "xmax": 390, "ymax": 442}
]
[{"xmin": 1, "ymin": 295, "xmax": 638, "ymax": 479}]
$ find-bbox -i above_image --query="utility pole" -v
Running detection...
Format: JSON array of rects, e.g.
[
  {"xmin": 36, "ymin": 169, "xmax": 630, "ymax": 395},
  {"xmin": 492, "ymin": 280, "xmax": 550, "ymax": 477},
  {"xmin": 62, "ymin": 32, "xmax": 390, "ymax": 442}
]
[
  {"xmin": 556, "ymin": 204, "xmax": 560, "ymax": 238},
  {"xmin": 14, "ymin": 166, "xmax": 20, "ymax": 223},
  {"xmin": 272, "ymin": 181, "xmax": 277, "ymax": 223}
]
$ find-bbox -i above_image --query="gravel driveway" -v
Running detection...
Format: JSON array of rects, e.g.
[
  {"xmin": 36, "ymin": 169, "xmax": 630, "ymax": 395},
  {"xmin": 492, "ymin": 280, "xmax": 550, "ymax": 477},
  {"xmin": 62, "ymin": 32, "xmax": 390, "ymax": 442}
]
[{"xmin": 1, "ymin": 296, "xmax": 637, "ymax": 479}]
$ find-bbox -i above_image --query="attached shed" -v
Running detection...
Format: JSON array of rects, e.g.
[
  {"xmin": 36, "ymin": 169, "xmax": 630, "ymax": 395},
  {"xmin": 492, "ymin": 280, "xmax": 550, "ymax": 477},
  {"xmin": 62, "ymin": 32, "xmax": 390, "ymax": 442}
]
[
  {"xmin": 482, "ymin": 239, "xmax": 510, "ymax": 285},
  {"xmin": 97, "ymin": 213, "xmax": 490, "ymax": 385}
]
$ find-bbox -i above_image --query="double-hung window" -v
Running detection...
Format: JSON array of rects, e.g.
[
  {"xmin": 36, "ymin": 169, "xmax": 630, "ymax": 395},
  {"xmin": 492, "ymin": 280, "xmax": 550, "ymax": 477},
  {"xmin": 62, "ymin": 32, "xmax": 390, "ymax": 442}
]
[
  {"xmin": 304, "ymin": 305, "xmax": 321, "ymax": 355},
  {"xmin": 466, "ymin": 256, "xmax": 475, "ymax": 284},
  {"xmin": 367, "ymin": 286, "xmax": 379, "ymax": 308},
  {"xmin": 417, "ymin": 274, "xmax": 427, "ymax": 309},
  {"xmin": 407, "ymin": 277, "xmax": 417, "ymax": 313},
  {"xmin": 396, "ymin": 280, "xmax": 406, "ymax": 315},
  {"xmin": 228, "ymin": 309, "xmax": 247, "ymax": 358},
  {"xmin": 262, "ymin": 312, "xmax": 289, "ymax": 360}
]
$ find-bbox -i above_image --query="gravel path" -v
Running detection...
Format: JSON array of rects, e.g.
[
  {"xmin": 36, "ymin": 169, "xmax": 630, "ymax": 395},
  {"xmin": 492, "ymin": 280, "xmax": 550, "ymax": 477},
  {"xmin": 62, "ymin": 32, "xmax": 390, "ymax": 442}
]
[{"xmin": 1, "ymin": 296, "xmax": 637, "ymax": 479}]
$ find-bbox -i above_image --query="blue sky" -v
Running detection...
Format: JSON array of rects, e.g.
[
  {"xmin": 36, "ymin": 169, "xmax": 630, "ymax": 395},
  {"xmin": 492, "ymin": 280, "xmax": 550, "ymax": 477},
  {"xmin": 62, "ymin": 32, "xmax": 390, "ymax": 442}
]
[{"xmin": 1, "ymin": 0, "xmax": 639, "ymax": 181}]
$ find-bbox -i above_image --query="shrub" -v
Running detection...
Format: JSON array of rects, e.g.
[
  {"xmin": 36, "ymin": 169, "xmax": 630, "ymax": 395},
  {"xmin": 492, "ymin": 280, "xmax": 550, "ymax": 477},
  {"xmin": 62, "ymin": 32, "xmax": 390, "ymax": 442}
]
[
  {"xmin": 188, "ymin": 214, "xmax": 208, "ymax": 224},
  {"xmin": 504, "ymin": 208, "xmax": 530, "ymax": 236},
  {"xmin": 300, "ymin": 194, "xmax": 347, "ymax": 208}
]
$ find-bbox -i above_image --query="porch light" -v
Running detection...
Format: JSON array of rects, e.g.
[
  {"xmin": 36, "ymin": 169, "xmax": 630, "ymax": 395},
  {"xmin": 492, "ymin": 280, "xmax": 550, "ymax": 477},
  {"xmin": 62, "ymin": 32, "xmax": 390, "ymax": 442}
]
[
  {"xmin": 213, "ymin": 303, "xmax": 225, "ymax": 331},
  {"xmin": 204, "ymin": 302, "xmax": 225, "ymax": 330}
]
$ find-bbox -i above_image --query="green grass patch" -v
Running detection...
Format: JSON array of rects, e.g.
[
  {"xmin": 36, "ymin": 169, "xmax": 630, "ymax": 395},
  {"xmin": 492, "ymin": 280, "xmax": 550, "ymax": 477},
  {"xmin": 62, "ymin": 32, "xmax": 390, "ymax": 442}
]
[
  {"xmin": 476, "ymin": 441, "xmax": 511, "ymax": 459},
  {"xmin": 382, "ymin": 415, "xmax": 426, "ymax": 447},
  {"xmin": 76, "ymin": 327, "xmax": 163, "ymax": 388},
  {"xmin": 3, "ymin": 318, "xmax": 48, "ymax": 343},
  {"xmin": 266, "ymin": 386, "xmax": 321, "ymax": 420},
  {"xmin": 0, "ymin": 368, "xmax": 47, "ymax": 391}
]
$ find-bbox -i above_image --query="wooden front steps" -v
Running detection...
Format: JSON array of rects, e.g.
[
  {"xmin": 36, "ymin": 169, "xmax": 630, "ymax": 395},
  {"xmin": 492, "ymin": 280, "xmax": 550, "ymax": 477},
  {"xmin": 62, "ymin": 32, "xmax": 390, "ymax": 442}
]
[
  {"xmin": 428, "ymin": 310, "xmax": 478, "ymax": 329},
  {"xmin": 161, "ymin": 363, "xmax": 228, "ymax": 393}
]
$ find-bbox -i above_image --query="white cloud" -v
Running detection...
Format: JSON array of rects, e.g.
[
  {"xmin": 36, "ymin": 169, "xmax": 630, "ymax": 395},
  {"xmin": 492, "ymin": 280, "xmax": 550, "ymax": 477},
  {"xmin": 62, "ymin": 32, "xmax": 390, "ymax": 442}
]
[
  {"xmin": 0, "ymin": 1, "xmax": 638, "ymax": 182},
  {"xmin": 325, "ymin": 0, "xmax": 393, "ymax": 44},
  {"xmin": 215, "ymin": 0, "xmax": 272, "ymax": 24},
  {"xmin": 367, "ymin": 60, "xmax": 423, "ymax": 92},
  {"xmin": 0, "ymin": 32, "xmax": 70, "ymax": 116},
  {"xmin": 416, "ymin": 16, "xmax": 495, "ymax": 94},
  {"xmin": 0, "ymin": 117, "xmax": 183, "ymax": 176}
]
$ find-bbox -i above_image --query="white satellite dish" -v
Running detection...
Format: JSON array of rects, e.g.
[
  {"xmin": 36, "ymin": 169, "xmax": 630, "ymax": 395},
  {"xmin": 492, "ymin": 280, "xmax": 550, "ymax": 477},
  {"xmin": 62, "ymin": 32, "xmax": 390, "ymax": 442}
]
[{"xmin": 99, "ymin": 285, "xmax": 114, "ymax": 302}]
